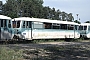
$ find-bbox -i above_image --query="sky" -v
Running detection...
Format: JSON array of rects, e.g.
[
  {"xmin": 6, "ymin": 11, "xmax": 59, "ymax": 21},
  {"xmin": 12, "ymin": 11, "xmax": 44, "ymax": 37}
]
[
  {"xmin": 43, "ymin": 0, "xmax": 90, "ymax": 23},
  {"xmin": 1, "ymin": 0, "xmax": 90, "ymax": 23}
]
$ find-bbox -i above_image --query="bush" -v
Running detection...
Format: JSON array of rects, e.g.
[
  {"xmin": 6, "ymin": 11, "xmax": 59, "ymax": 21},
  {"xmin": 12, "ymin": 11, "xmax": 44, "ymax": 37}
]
[{"xmin": 0, "ymin": 47, "xmax": 23, "ymax": 60}]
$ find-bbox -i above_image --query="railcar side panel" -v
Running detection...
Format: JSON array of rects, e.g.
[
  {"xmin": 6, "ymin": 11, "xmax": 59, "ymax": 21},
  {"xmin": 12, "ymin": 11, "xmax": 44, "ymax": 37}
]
[{"xmin": 19, "ymin": 29, "xmax": 80, "ymax": 40}]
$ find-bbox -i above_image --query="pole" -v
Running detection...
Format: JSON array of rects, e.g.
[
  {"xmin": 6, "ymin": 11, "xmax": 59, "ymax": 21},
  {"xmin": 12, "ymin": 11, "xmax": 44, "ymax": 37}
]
[{"xmin": 76, "ymin": 14, "xmax": 79, "ymax": 21}]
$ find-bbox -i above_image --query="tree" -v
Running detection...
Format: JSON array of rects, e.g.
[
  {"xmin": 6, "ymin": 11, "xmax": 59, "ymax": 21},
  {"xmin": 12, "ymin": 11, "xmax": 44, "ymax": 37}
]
[
  {"xmin": 2, "ymin": 0, "xmax": 75, "ymax": 22},
  {"xmin": 0, "ymin": 1, "xmax": 3, "ymax": 14},
  {"xmin": 2, "ymin": 0, "xmax": 44, "ymax": 18},
  {"xmin": 67, "ymin": 13, "xmax": 74, "ymax": 22},
  {"xmin": 85, "ymin": 21, "xmax": 90, "ymax": 23},
  {"xmin": 2, "ymin": 0, "xmax": 18, "ymax": 18},
  {"xmin": 74, "ymin": 20, "xmax": 81, "ymax": 24}
]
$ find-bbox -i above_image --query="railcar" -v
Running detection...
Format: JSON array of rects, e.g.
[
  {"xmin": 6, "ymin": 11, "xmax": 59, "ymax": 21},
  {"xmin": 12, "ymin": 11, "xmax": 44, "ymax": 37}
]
[
  {"xmin": 78, "ymin": 23, "xmax": 90, "ymax": 38},
  {"xmin": 0, "ymin": 15, "xmax": 13, "ymax": 40},
  {"xmin": 12, "ymin": 17, "xmax": 80, "ymax": 40}
]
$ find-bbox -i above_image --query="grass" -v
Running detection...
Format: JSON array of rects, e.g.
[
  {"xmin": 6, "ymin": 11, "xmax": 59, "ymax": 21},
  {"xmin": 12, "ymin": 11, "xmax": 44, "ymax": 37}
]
[
  {"xmin": 32, "ymin": 39, "xmax": 65, "ymax": 43},
  {"xmin": 0, "ymin": 47, "xmax": 23, "ymax": 60}
]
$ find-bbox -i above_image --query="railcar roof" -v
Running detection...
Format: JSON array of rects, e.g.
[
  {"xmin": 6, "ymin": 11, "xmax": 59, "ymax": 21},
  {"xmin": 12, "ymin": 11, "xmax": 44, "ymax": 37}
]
[
  {"xmin": 80, "ymin": 23, "xmax": 90, "ymax": 26},
  {"xmin": 0, "ymin": 15, "xmax": 11, "ymax": 20},
  {"xmin": 13, "ymin": 17, "xmax": 78, "ymax": 25}
]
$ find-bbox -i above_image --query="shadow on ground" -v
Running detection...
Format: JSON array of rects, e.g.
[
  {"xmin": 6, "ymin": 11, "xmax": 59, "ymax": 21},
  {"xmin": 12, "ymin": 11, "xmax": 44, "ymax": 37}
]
[{"xmin": 0, "ymin": 42, "xmax": 90, "ymax": 60}]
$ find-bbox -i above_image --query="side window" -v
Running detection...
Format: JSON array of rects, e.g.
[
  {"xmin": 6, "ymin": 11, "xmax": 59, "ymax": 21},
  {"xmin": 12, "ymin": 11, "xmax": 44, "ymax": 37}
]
[
  {"xmin": 44, "ymin": 23, "xmax": 52, "ymax": 29},
  {"xmin": 34, "ymin": 22, "xmax": 43, "ymax": 29},
  {"xmin": 53, "ymin": 23, "xmax": 60, "ymax": 29},
  {"xmin": 8, "ymin": 20, "xmax": 11, "ymax": 28},
  {"xmin": 68, "ymin": 24, "xmax": 74, "ymax": 30},
  {"xmin": 60, "ymin": 24, "xmax": 67, "ymax": 30}
]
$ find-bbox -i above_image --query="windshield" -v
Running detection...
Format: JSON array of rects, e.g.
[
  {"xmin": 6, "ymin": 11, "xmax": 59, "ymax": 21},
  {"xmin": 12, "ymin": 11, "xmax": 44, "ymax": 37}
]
[
  {"xmin": 84, "ymin": 26, "xmax": 87, "ymax": 30},
  {"xmin": 12, "ymin": 21, "xmax": 20, "ymax": 28},
  {"xmin": 79, "ymin": 26, "xmax": 83, "ymax": 30}
]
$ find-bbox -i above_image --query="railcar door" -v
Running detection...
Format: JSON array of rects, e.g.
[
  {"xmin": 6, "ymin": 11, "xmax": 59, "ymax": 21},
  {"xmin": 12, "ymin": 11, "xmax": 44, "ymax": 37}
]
[
  {"xmin": 26, "ymin": 21, "xmax": 31, "ymax": 40},
  {"xmin": 2, "ymin": 19, "xmax": 7, "ymax": 40},
  {"xmin": 22, "ymin": 21, "xmax": 32, "ymax": 40},
  {"xmin": 3, "ymin": 20, "xmax": 9, "ymax": 40},
  {"xmin": 7, "ymin": 20, "xmax": 12, "ymax": 40}
]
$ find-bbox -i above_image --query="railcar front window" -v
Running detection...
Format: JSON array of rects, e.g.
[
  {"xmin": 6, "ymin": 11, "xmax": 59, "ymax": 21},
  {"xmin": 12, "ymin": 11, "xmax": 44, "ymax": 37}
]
[
  {"xmin": 12, "ymin": 21, "xmax": 20, "ymax": 28},
  {"xmin": 12, "ymin": 21, "xmax": 16, "ymax": 28},
  {"xmin": 79, "ymin": 26, "xmax": 83, "ymax": 30},
  {"xmin": 84, "ymin": 26, "xmax": 87, "ymax": 30},
  {"xmin": 17, "ymin": 21, "xmax": 20, "ymax": 28}
]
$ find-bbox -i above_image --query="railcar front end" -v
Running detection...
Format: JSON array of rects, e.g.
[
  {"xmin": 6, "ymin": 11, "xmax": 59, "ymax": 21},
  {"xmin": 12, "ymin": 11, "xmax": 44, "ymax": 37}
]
[{"xmin": 0, "ymin": 15, "xmax": 13, "ymax": 41}]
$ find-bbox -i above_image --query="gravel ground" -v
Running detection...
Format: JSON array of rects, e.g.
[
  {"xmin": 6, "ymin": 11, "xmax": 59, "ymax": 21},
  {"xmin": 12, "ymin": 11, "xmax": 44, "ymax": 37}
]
[{"xmin": 0, "ymin": 41, "xmax": 90, "ymax": 60}]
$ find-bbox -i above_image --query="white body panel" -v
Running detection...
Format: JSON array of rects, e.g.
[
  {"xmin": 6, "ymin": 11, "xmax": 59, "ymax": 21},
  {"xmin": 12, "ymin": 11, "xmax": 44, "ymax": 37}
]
[{"xmin": 20, "ymin": 29, "xmax": 80, "ymax": 40}]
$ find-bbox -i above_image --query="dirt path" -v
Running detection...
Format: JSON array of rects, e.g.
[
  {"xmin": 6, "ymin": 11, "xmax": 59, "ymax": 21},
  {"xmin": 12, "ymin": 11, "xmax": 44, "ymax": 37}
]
[{"xmin": 0, "ymin": 42, "xmax": 90, "ymax": 60}]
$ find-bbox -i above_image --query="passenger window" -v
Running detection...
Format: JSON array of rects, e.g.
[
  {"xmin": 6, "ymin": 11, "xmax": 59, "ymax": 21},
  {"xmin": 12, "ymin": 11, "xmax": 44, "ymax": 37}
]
[
  {"xmin": 44, "ymin": 23, "xmax": 52, "ymax": 29},
  {"xmin": 8, "ymin": 20, "xmax": 11, "ymax": 28},
  {"xmin": 34, "ymin": 22, "xmax": 43, "ymax": 29},
  {"xmin": 53, "ymin": 23, "xmax": 60, "ymax": 29},
  {"xmin": 60, "ymin": 24, "xmax": 67, "ymax": 30},
  {"xmin": 68, "ymin": 25, "xmax": 74, "ymax": 30}
]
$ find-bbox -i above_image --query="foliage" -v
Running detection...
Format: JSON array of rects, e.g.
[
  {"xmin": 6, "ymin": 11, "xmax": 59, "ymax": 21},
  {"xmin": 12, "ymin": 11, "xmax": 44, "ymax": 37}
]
[
  {"xmin": 0, "ymin": 47, "xmax": 23, "ymax": 60},
  {"xmin": 2, "ymin": 0, "xmax": 77, "ymax": 22},
  {"xmin": 85, "ymin": 21, "xmax": 90, "ymax": 23},
  {"xmin": 0, "ymin": 1, "xmax": 3, "ymax": 14},
  {"xmin": 74, "ymin": 20, "xmax": 81, "ymax": 24}
]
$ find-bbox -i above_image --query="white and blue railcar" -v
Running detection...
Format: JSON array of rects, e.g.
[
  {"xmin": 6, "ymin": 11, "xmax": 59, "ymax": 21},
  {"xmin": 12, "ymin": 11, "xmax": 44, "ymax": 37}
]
[
  {"xmin": 12, "ymin": 17, "xmax": 80, "ymax": 40},
  {"xmin": 0, "ymin": 15, "xmax": 13, "ymax": 40},
  {"xmin": 79, "ymin": 23, "xmax": 90, "ymax": 38}
]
